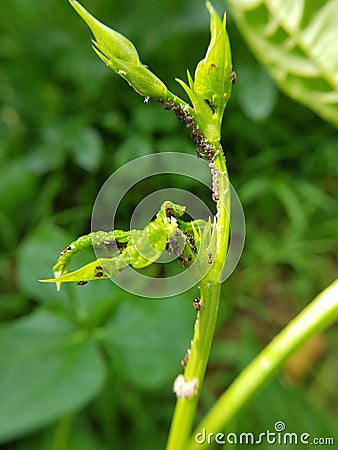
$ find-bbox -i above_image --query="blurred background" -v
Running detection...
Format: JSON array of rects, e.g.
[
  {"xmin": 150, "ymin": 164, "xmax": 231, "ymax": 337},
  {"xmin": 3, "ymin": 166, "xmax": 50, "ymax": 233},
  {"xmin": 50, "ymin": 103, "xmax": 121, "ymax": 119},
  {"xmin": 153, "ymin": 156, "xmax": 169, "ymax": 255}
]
[{"xmin": 0, "ymin": 0, "xmax": 337, "ymax": 449}]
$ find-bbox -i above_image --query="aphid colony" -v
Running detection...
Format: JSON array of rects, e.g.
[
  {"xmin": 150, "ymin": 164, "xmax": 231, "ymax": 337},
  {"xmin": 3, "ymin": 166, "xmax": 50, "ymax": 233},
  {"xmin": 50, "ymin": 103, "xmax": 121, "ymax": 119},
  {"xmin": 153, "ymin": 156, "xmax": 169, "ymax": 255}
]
[
  {"xmin": 181, "ymin": 297, "xmax": 205, "ymax": 369},
  {"xmin": 55, "ymin": 203, "xmax": 199, "ymax": 287},
  {"xmin": 158, "ymin": 98, "xmax": 221, "ymax": 204},
  {"xmin": 166, "ymin": 230, "xmax": 197, "ymax": 268}
]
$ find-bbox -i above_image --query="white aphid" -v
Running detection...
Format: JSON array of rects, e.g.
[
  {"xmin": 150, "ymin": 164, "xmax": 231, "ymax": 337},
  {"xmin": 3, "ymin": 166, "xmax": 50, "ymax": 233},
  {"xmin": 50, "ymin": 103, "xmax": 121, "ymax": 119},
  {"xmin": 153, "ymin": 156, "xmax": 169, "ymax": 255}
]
[{"xmin": 173, "ymin": 375, "xmax": 199, "ymax": 399}]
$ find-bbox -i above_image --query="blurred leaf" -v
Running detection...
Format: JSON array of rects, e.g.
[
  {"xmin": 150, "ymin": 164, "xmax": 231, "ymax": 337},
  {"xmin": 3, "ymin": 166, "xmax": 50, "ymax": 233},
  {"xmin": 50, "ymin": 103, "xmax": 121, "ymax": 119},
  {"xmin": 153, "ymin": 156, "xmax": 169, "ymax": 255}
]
[
  {"xmin": 16, "ymin": 223, "xmax": 73, "ymax": 304},
  {"xmin": 236, "ymin": 63, "xmax": 278, "ymax": 120},
  {"xmin": 0, "ymin": 159, "xmax": 37, "ymax": 213},
  {"xmin": 0, "ymin": 311, "xmax": 106, "ymax": 443},
  {"xmin": 25, "ymin": 143, "xmax": 66, "ymax": 175},
  {"xmin": 227, "ymin": 0, "xmax": 338, "ymax": 127},
  {"xmin": 70, "ymin": 127, "xmax": 103, "ymax": 172},
  {"xmin": 102, "ymin": 296, "xmax": 193, "ymax": 389}
]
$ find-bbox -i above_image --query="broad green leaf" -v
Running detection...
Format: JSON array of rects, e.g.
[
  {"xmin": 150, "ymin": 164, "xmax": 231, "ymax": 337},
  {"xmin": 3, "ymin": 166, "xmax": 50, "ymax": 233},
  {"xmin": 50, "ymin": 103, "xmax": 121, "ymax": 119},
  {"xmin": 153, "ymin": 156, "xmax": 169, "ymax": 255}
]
[
  {"xmin": 69, "ymin": 0, "xmax": 169, "ymax": 99},
  {"xmin": 227, "ymin": 0, "xmax": 338, "ymax": 127},
  {"xmin": 102, "ymin": 295, "xmax": 194, "ymax": 389},
  {"xmin": 0, "ymin": 311, "xmax": 106, "ymax": 443}
]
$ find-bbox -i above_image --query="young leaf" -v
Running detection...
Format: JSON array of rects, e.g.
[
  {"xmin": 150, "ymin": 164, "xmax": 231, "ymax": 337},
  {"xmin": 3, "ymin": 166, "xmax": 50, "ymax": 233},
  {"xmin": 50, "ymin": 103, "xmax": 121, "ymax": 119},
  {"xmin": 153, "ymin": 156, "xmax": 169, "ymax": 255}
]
[
  {"xmin": 175, "ymin": 2, "xmax": 233, "ymax": 138},
  {"xmin": 69, "ymin": 0, "xmax": 170, "ymax": 99},
  {"xmin": 41, "ymin": 201, "xmax": 199, "ymax": 290},
  {"xmin": 194, "ymin": 2, "xmax": 233, "ymax": 121}
]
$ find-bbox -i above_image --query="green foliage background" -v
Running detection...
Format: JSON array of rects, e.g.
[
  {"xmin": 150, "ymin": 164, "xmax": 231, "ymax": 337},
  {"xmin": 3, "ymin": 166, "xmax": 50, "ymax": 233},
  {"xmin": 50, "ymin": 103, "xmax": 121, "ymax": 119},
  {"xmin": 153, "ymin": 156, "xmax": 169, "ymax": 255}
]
[{"xmin": 0, "ymin": 0, "xmax": 337, "ymax": 448}]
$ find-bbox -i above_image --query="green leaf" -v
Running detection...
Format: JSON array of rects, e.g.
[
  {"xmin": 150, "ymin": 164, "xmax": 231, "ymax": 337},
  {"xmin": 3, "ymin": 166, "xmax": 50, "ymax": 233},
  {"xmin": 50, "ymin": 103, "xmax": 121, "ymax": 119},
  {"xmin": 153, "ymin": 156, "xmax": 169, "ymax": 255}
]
[
  {"xmin": 40, "ymin": 201, "xmax": 194, "ymax": 290},
  {"xmin": 17, "ymin": 223, "xmax": 74, "ymax": 303},
  {"xmin": 102, "ymin": 296, "xmax": 194, "ymax": 389},
  {"xmin": 71, "ymin": 127, "xmax": 103, "ymax": 172},
  {"xmin": 175, "ymin": 3, "xmax": 233, "ymax": 139},
  {"xmin": 194, "ymin": 1, "xmax": 233, "ymax": 120},
  {"xmin": 41, "ymin": 257, "xmax": 129, "ymax": 284},
  {"xmin": 69, "ymin": 0, "xmax": 169, "ymax": 99},
  {"xmin": 236, "ymin": 63, "xmax": 278, "ymax": 120},
  {"xmin": 227, "ymin": 0, "xmax": 338, "ymax": 127},
  {"xmin": 0, "ymin": 311, "xmax": 106, "ymax": 443}
]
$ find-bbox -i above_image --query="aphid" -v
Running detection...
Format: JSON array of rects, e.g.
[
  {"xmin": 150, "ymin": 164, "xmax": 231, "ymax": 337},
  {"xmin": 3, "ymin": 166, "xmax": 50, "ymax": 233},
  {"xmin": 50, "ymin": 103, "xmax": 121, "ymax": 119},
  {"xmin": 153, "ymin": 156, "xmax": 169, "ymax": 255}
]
[
  {"xmin": 209, "ymin": 161, "xmax": 219, "ymax": 203},
  {"xmin": 206, "ymin": 99, "xmax": 216, "ymax": 113},
  {"xmin": 181, "ymin": 349, "xmax": 191, "ymax": 368},
  {"xmin": 212, "ymin": 192, "xmax": 219, "ymax": 202},
  {"xmin": 116, "ymin": 241, "xmax": 128, "ymax": 251},
  {"xmin": 60, "ymin": 245, "xmax": 74, "ymax": 256},
  {"xmin": 204, "ymin": 143, "xmax": 215, "ymax": 161},
  {"xmin": 103, "ymin": 240, "xmax": 117, "ymax": 252},
  {"xmin": 208, "ymin": 63, "xmax": 217, "ymax": 73},
  {"xmin": 184, "ymin": 115, "xmax": 194, "ymax": 128},
  {"xmin": 195, "ymin": 148, "xmax": 204, "ymax": 159},
  {"xmin": 191, "ymin": 129, "xmax": 204, "ymax": 146},
  {"xmin": 173, "ymin": 375, "xmax": 199, "ymax": 399},
  {"xmin": 165, "ymin": 205, "xmax": 179, "ymax": 218},
  {"xmin": 177, "ymin": 255, "xmax": 185, "ymax": 266},
  {"xmin": 173, "ymin": 105, "xmax": 186, "ymax": 122},
  {"xmin": 193, "ymin": 297, "xmax": 204, "ymax": 312},
  {"xmin": 231, "ymin": 70, "xmax": 237, "ymax": 84},
  {"xmin": 144, "ymin": 96, "xmax": 150, "ymax": 103},
  {"xmin": 162, "ymin": 100, "xmax": 174, "ymax": 110},
  {"xmin": 207, "ymin": 251, "xmax": 213, "ymax": 264},
  {"xmin": 168, "ymin": 237, "xmax": 181, "ymax": 256},
  {"xmin": 95, "ymin": 265, "xmax": 104, "ymax": 278},
  {"xmin": 77, "ymin": 280, "xmax": 88, "ymax": 286}
]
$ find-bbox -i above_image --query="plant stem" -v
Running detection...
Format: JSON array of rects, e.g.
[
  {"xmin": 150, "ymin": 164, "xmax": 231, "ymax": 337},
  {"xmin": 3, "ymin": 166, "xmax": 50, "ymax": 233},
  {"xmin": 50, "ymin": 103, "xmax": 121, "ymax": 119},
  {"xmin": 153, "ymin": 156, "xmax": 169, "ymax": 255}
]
[
  {"xmin": 165, "ymin": 281, "xmax": 221, "ymax": 450},
  {"xmin": 186, "ymin": 277, "xmax": 338, "ymax": 450},
  {"xmin": 166, "ymin": 138, "xmax": 230, "ymax": 449},
  {"xmin": 51, "ymin": 413, "xmax": 73, "ymax": 450}
]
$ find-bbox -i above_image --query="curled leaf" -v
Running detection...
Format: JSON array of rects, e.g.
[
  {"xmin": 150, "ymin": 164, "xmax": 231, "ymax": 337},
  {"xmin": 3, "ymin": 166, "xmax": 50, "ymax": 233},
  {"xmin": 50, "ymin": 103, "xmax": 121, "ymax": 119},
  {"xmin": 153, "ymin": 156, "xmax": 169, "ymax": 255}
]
[{"xmin": 40, "ymin": 201, "xmax": 206, "ymax": 290}]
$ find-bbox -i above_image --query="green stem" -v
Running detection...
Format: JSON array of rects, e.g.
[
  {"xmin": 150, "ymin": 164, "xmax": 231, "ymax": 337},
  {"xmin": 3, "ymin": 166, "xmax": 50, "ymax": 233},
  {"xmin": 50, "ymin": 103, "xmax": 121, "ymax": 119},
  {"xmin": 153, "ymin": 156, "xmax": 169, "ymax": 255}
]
[
  {"xmin": 187, "ymin": 277, "xmax": 338, "ymax": 450},
  {"xmin": 51, "ymin": 413, "xmax": 73, "ymax": 450},
  {"xmin": 166, "ymin": 137, "xmax": 230, "ymax": 449},
  {"xmin": 165, "ymin": 281, "xmax": 221, "ymax": 450}
]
